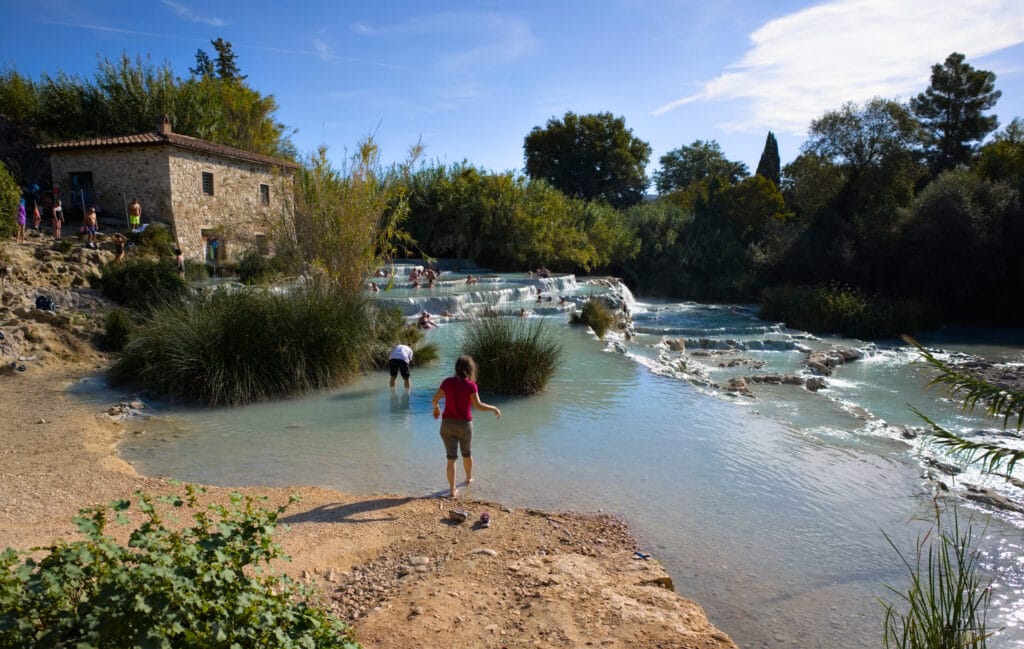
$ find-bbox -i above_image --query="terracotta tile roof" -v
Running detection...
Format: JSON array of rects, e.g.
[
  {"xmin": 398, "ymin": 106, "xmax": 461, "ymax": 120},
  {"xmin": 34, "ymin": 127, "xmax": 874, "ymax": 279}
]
[{"xmin": 38, "ymin": 130, "xmax": 299, "ymax": 170}]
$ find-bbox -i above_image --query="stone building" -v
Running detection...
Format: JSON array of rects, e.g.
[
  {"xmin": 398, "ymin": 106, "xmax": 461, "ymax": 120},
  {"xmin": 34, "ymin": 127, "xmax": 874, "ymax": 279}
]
[{"xmin": 38, "ymin": 118, "xmax": 298, "ymax": 261}]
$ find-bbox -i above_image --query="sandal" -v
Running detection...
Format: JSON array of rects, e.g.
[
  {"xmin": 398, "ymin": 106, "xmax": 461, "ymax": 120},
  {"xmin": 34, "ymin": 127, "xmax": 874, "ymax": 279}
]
[
  {"xmin": 448, "ymin": 509, "xmax": 469, "ymax": 523},
  {"xmin": 479, "ymin": 512, "xmax": 490, "ymax": 528}
]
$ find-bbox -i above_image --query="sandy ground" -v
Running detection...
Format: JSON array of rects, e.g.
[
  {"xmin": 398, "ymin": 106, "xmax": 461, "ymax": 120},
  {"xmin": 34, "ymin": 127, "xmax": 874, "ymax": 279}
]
[{"xmin": 0, "ymin": 235, "xmax": 736, "ymax": 648}]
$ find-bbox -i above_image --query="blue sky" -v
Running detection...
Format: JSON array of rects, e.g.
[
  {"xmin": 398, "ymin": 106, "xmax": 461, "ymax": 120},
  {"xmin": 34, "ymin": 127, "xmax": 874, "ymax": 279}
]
[{"xmin": 3, "ymin": 0, "xmax": 1024, "ymax": 181}]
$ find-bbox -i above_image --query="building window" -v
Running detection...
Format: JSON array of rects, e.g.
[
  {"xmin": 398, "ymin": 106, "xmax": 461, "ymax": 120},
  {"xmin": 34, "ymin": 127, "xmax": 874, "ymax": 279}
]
[
  {"xmin": 259, "ymin": 184, "xmax": 270, "ymax": 205},
  {"xmin": 202, "ymin": 172, "xmax": 214, "ymax": 195}
]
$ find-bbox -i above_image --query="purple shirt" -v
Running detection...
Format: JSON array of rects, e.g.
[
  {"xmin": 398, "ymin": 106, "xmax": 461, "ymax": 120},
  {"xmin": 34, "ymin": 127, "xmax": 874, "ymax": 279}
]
[
  {"xmin": 440, "ymin": 376, "xmax": 478, "ymax": 421},
  {"xmin": 17, "ymin": 203, "xmax": 26, "ymax": 225}
]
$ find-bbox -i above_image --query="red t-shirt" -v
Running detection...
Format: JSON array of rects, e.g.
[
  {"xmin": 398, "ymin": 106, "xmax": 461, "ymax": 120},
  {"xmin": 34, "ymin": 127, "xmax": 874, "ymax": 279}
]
[{"xmin": 440, "ymin": 377, "xmax": 478, "ymax": 421}]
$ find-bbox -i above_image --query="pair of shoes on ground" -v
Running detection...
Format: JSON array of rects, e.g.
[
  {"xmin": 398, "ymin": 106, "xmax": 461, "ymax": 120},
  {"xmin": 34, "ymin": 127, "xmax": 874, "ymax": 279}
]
[{"xmin": 448, "ymin": 510, "xmax": 489, "ymax": 528}]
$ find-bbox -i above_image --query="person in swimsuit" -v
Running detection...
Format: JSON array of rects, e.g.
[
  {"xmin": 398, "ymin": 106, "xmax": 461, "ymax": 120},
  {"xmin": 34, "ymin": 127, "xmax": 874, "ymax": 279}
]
[
  {"xmin": 431, "ymin": 355, "xmax": 501, "ymax": 498},
  {"xmin": 51, "ymin": 200, "xmax": 64, "ymax": 240}
]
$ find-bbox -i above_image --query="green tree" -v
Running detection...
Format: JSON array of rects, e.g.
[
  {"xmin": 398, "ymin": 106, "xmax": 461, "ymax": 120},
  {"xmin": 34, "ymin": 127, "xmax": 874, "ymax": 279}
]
[
  {"xmin": 805, "ymin": 98, "xmax": 920, "ymax": 174},
  {"xmin": 780, "ymin": 152, "xmax": 845, "ymax": 221},
  {"xmin": 975, "ymin": 117, "xmax": 1024, "ymax": 184},
  {"xmin": 653, "ymin": 139, "xmax": 747, "ymax": 194},
  {"xmin": 911, "ymin": 52, "xmax": 1001, "ymax": 174},
  {"xmin": 523, "ymin": 111, "xmax": 651, "ymax": 208},
  {"xmin": 0, "ymin": 68, "xmax": 38, "ymax": 122},
  {"xmin": 0, "ymin": 161, "xmax": 20, "ymax": 239},
  {"xmin": 755, "ymin": 131, "xmax": 781, "ymax": 186},
  {"xmin": 189, "ymin": 48, "xmax": 215, "ymax": 78},
  {"xmin": 211, "ymin": 37, "xmax": 246, "ymax": 81}
]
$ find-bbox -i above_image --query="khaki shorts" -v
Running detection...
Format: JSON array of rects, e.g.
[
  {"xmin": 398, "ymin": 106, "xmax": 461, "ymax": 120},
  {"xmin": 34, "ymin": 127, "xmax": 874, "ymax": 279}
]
[{"xmin": 440, "ymin": 419, "xmax": 473, "ymax": 459}]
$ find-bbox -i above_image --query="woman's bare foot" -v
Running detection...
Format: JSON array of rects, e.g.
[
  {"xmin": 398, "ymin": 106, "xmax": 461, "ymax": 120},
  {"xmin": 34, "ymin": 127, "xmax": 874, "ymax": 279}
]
[
  {"xmin": 449, "ymin": 487, "xmax": 458, "ymax": 498},
  {"xmin": 466, "ymin": 477, "xmax": 473, "ymax": 485}
]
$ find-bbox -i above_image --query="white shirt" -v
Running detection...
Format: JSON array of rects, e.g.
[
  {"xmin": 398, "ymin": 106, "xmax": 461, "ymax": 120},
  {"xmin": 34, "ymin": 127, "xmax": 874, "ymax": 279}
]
[{"xmin": 388, "ymin": 344, "xmax": 414, "ymax": 364}]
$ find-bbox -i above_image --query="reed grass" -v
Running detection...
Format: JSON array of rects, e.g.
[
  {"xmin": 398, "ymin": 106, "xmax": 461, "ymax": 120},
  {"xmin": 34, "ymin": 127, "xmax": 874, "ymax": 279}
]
[
  {"xmin": 110, "ymin": 279, "xmax": 375, "ymax": 405},
  {"xmin": 461, "ymin": 316, "xmax": 562, "ymax": 395},
  {"xmin": 570, "ymin": 299, "xmax": 615, "ymax": 339},
  {"xmin": 881, "ymin": 507, "xmax": 993, "ymax": 649}
]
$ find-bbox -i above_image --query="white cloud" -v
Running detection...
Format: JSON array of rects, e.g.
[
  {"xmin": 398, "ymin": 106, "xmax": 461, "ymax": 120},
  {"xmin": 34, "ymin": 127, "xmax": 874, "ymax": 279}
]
[
  {"xmin": 653, "ymin": 0, "xmax": 1024, "ymax": 135},
  {"xmin": 312, "ymin": 37, "xmax": 333, "ymax": 62},
  {"xmin": 161, "ymin": 0, "xmax": 225, "ymax": 27}
]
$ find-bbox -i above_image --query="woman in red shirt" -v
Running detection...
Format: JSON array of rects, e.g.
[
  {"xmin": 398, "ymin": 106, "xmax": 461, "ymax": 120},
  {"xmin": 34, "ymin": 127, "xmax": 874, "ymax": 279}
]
[{"xmin": 431, "ymin": 355, "xmax": 501, "ymax": 498}]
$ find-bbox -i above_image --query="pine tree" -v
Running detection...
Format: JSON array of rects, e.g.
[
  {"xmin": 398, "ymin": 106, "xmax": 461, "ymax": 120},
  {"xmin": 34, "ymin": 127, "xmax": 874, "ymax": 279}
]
[
  {"xmin": 189, "ymin": 50, "xmax": 215, "ymax": 78},
  {"xmin": 211, "ymin": 38, "xmax": 246, "ymax": 81},
  {"xmin": 755, "ymin": 131, "xmax": 780, "ymax": 186},
  {"xmin": 912, "ymin": 52, "xmax": 1000, "ymax": 173}
]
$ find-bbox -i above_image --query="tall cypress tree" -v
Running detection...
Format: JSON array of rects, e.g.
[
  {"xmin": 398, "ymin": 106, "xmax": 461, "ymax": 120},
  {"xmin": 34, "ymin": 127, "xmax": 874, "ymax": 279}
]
[{"xmin": 755, "ymin": 131, "xmax": 781, "ymax": 187}]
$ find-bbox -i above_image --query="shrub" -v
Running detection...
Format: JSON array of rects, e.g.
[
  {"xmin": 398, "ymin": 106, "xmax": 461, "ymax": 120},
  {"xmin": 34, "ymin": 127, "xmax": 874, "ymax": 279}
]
[
  {"xmin": 570, "ymin": 299, "xmax": 615, "ymax": 339},
  {"xmin": 184, "ymin": 259, "xmax": 208, "ymax": 282},
  {"xmin": 239, "ymin": 250, "xmax": 287, "ymax": 285},
  {"xmin": 92, "ymin": 257, "xmax": 187, "ymax": 310},
  {"xmin": 0, "ymin": 485, "xmax": 360, "ymax": 649},
  {"xmin": 102, "ymin": 308, "xmax": 133, "ymax": 351},
  {"xmin": 110, "ymin": 279, "xmax": 375, "ymax": 405},
  {"xmin": 0, "ymin": 162, "xmax": 18, "ymax": 241},
  {"xmin": 53, "ymin": 237, "xmax": 73, "ymax": 255},
  {"xmin": 760, "ymin": 284, "xmax": 938, "ymax": 338},
  {"xmin": 461, "ymin": 316, "xmax": 562, "ymax": 395},
  {"xmin": 129, "ymin": 222, "xmax": 175, "ymax": 256}
]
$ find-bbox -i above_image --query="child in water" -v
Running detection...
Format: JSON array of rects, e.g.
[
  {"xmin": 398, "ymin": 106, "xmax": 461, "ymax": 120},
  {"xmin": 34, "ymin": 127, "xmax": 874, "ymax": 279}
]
[{"xmin": 431, "ymin": 355, "xmax": 501, "ymax": 498}]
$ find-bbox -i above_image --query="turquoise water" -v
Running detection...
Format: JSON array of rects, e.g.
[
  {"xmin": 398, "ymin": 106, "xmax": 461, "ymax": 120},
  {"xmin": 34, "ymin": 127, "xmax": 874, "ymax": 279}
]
[{"xmin": 77, "ymin": 272, "xmax": 1024, "ymax": 649}]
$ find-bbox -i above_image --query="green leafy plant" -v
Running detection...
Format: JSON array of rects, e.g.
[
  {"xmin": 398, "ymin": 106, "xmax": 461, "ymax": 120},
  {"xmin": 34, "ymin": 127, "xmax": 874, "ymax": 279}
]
[
  {"xmin": 53, "ymin": 237, "xmax": 73, "ymax": 255},
  {"xmin": 91, "ymin": 257, "xmax": 187, "ymax": 310},
  {"xmin": 238, "ymin": 249, "xmax": 287, "ymax": 285},
  {"xmin": 0, "ymin": 484, "xmax": 359, "ymax": 648},
  {"xmin": 129, "ymin": 223, "xmax": 176, "ymax": 257},
  {"xmin": 570, "ymin": 299, "xmax": 615, "ymax": 339},
  {"xmin": 881, "ymin": 507, "xmax": 993, "ymax": 649},
  {"xmin": 760, "ymin": 284, "xmax": 938, "ymax": 338},
  {"xmin": 102, "ymin": 308, "xmax": 134, "ymax": 352},
  {"xmin": 461, "ymin": 316, "xmax": 562, "ymax": 395},
  {"xmin": 903, "ymin": 335, "xmax": 1024, "ymax": 476}
]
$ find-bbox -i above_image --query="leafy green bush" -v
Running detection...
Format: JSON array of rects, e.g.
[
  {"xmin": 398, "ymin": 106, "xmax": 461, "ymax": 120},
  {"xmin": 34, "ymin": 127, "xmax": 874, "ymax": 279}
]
[
  {"xmin": 570, "ymin": 299, "xmax": 615, "ymax": 339},
  {"xmin": 760, "ymin": 284, "xmax": 938, "ymax": 338},
  {"xmin": 461, "ymin": 316, "xmax": 562, "ymax": 395},
  {"xmin": 238, "ymin": 250, "xmax": 287, "ymax": 285},
  {"xmin": 0, "ymin": 162, "xmax": 18, "ymax": 241},
  {"xmin": 129, "ymin": 222, "xmax": 176, "ymax": 256},
  {"xmin": 53, "ymin": 237, "xmax": 73, "ymax": 255},
  {"xmin": 92, "ymin": 257, "xmax": 187, "ymax": 310},
  {"xmin": 184, "ymin": 259, "xmax": 208, "ymax": 282},
  {"xmin": 102, "ymin": 308, "xmax": 134, "ymax": 352},
  {"xmin": 0, "ymin": 484, "xmax": 360, "ymax": 649},
  {"xmin": 110, "ymin": 280, "xmax": 375, "ymax": 405}
]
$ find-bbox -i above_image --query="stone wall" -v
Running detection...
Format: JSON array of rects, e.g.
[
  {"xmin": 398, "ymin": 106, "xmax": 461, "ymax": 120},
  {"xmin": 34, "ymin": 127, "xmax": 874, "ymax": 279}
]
[
  {"xmin": 168, "ymin": 151, "xmax": 294, "ymax": 260},
  {"xmin": 48, "ymin": 146, "xmax": 172, "ymax": 227},
  {"xmin": 48, "ymin": 144, "xmax": 295, "ymax": 261}
]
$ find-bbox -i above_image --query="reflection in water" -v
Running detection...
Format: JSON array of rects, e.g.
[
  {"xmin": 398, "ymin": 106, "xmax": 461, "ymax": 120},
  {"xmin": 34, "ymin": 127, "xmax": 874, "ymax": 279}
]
[{"xmin": 82, "ymin": 284, "xmax": 1024, "ymax": 649}]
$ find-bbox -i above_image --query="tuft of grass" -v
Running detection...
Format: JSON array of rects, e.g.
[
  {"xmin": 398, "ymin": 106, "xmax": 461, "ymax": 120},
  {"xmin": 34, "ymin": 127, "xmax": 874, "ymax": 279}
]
[
  {"xmin": 881, "ymin": 507, "xmax": 993, "ymax": 649},
  {"xmin": 102, "ymin": 308, "xmax": 134, "ymax": 352},
  {"xmin": 53, "ymin": 237, "xmax": 74, "ymax": 255},
  {"xmin": 368, "ymin": 306, "xmax": 440, "ymax": 369},
  {"xmin": 91, "ymin": 257, "xmax": 187, "ymax": 310},
  {"xmin": 461, "ymin": 316, "xmax": 562, "ymax": 395},
  {"xmin": 238, "ymin": 250, "xmax": 287, "ymax": 285},
  {"xmin": 570, "ymin": 299, "xmax": 615, "ymax": 339},
  {"xmin": 110, "ymin": 279, "xmax": 375, "ymax": 405}
]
